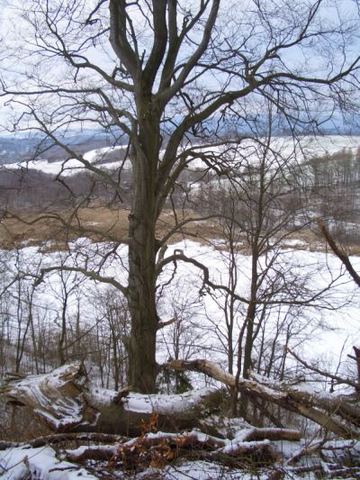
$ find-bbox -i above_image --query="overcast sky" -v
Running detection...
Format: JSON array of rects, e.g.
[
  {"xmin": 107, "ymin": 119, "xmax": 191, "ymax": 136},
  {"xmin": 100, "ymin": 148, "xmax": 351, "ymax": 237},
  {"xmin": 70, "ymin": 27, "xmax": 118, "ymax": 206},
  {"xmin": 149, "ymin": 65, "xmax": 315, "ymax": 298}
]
[{"xmin": 0, "ymin": 0, "xmax": 359, "ymax": 134}]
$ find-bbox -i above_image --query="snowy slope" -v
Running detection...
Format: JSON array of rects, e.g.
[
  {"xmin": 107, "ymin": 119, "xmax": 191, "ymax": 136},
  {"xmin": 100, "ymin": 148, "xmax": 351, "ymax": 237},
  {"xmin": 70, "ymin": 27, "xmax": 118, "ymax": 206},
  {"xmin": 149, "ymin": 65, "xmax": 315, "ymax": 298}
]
[
  {"xmin": 2, "ymin": 135, "xmax": 360, "ymax": 177},
  {"xmin": 3, "ymin": 145, "xmax": 129, "ymax": 177},
  {"xmin": 1, "ymin": 238, "xmax": 359, "ymax": 382}
]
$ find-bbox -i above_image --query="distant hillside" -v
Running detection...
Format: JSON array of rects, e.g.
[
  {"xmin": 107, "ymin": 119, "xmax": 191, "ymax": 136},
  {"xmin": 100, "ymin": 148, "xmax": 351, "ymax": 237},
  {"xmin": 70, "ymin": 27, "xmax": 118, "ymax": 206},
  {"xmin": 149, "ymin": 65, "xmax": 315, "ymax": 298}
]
[
  {"xmin": 0, "ymin": 135, "xmax": 359, "ymax": 247},
  {"xmin": 0, "ymin": 130, "xmax": 127, "ymax": 165}
]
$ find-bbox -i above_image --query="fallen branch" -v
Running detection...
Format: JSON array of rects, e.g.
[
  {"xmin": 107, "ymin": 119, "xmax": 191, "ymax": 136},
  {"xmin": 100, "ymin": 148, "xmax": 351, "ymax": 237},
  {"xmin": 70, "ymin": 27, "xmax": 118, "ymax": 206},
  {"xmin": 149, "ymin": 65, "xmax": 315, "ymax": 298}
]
[
  {"xmin": 241, "ymin": 427, "xmax": 301, "ymax": 442},
  {"xmin": 167, "ymin": 359, "xmax": 360, "ymax": 438},
  {"xmin": 65, "ymin": 430, "xmax": 280, "ymax": 470},
  {"xmin": 216, "ymin": 439, "xmax": 277, "ymax": 463},
  {"xmin": 29, "ymin": 432, "xmax": 126, "ymax": 448},
  {"xmin": 66, "ymin": 445, "xmax": 117, "ymax": 462}
]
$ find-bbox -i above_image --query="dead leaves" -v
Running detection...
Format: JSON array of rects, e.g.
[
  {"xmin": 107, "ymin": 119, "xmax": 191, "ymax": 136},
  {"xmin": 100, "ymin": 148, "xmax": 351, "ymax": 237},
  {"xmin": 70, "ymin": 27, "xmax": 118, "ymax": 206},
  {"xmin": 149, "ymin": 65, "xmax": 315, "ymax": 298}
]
[{"xmin": 107, "ymin": 414, "xmax": 224, "ymax": 471}]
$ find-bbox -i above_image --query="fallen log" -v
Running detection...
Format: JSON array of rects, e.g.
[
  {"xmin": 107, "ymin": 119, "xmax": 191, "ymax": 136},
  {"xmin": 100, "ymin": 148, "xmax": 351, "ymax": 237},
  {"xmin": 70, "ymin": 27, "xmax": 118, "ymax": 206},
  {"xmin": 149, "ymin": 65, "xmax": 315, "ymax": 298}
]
[
  {"xmin": 238, "ymin": 427, "xmax": 301, "ymax": 442},
  {"xmin": 0, "ymin": 433, "xmax": 126, "ymax": 451},
  {"xmin": 1, "ymin": 363, "xmax": 97, "ymax": 431},
  {"xmin": 0, "ymin": 362, "xmax": 223, "ymax": 435},
  {"xmin": 167, "ymin": 359, "xmax": 360, "ymax": 438},
  {"xmin": 66, "ymin": 445, "xmax": 117, "ymax": 463},
  {"xmin": 3, "ymin": 360, "xmax": 359, "ymax": 439}
]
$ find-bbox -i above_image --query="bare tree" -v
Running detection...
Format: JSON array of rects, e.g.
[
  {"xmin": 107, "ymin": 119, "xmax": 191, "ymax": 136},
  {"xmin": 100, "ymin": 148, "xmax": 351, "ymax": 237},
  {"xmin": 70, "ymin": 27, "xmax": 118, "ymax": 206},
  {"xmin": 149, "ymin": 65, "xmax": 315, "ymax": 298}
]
[
  {"xmin": 93, "ymin": 288, "xmax": 130, "ymax": 390},
  {"xmin": 202, "ymin": 126, "xmax": 343, "ymax": 418},
  {"xmin": 1, "ymin": 0, "xmax": 359, "ymax": 392}
]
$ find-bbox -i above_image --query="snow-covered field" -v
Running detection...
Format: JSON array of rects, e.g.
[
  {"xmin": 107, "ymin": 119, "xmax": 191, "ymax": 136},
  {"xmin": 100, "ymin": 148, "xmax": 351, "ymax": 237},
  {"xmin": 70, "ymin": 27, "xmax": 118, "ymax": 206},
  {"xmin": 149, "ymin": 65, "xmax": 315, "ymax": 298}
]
[
  {"xmin": 3, "ymin": 145, "xmax": 129, "ymax": 176},
  {"xmin": 2, "ymin": 135, "xmax": 360, "ymax": 177}
]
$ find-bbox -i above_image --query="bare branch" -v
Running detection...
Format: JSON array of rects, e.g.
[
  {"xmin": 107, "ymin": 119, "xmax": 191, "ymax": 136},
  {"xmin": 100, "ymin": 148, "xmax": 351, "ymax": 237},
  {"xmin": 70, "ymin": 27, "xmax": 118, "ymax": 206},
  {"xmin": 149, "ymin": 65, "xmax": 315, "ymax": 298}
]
[
  {"xmin": 34, "ymin": 265, "xmax": 128, "ymax": 297},
  {"xmin": 288, "ymin": 348, "xmax": 359, "ymax": 391},
  {"xmin": 318, "ymin": 219, "xmax": 360, "ymax": 288}
]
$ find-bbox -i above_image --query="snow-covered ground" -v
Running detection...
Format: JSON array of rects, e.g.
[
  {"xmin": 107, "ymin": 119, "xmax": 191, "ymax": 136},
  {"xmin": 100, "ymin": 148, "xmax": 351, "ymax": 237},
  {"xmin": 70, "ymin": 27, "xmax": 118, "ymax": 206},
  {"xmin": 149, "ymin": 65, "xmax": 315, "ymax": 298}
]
[
  {"xmin": 2, "ymin": 135, "xmax": 360, "ymax": 177},
  {"xmin": 0, "ymin": 446, "xmax": 97, "ymax": 479},
  {"xmin": 3, "ymin": 145, "xmax": 129, "ymax": 176},
  {"xmin": 1, "ymin": 237, "xmax": 359, "ymax": 383},
  {"xmin": 0, "ymin": 236, "xmax": 359, "ymax": 479}
]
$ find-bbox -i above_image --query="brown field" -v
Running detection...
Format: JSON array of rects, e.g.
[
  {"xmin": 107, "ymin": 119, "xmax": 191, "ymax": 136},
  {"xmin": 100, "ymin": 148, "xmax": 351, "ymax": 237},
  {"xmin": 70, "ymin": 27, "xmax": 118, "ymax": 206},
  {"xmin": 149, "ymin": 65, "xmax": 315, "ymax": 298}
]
[
  {"xmin": 0, "ymin": 207, "xmax": 223, "ymax": 250},
  {"xmin": 0, "ymin": 206, "xmax": 359, "ymax": 255}
]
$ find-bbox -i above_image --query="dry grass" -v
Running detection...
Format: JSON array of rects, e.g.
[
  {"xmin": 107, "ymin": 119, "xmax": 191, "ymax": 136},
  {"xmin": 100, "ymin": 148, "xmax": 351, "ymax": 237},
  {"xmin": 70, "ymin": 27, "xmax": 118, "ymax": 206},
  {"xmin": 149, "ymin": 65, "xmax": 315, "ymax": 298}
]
[
  {"xmin": 0, "ymin": 206, "xmax": 358, "ymax": 255},
  {"xmin": 0, "ymin": 207, "xmax": 223, "ymax": 250},
  {"xmin": 286, "ymin": 229, "xmax": 360, "ymax": 255}
]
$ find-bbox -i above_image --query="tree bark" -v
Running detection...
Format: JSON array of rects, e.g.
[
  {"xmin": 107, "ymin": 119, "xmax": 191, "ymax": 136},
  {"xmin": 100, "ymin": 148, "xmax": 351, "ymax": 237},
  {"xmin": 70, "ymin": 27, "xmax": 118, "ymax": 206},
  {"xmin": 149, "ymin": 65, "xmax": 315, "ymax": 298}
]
[
  {"xmin": 127, "ymin": 212, "xmax": 158, "ymax": 393},
  {"xmin": 126, "ymin": 97, "xmax": 162, "ymax": 393}
]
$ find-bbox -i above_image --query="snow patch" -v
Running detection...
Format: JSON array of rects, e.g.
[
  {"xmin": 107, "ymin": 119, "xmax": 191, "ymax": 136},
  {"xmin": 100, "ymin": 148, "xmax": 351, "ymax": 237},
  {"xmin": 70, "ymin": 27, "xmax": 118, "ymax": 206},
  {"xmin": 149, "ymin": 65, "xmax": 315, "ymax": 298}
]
[{"xmin": 0, "ymin": 446, "xmax": 97, "ymax": 479}]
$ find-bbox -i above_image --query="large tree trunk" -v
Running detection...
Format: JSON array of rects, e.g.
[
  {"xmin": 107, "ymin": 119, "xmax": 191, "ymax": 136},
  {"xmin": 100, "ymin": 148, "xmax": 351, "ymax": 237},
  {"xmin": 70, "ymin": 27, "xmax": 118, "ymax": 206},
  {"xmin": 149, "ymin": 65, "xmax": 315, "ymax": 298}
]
[
  {"xmin": 127, "ymin": 211, "xmax": 158, "ymax": 393},
  {"xmin": 126, "ymin": 100, "xmax": 162, "ymax": 393}
]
